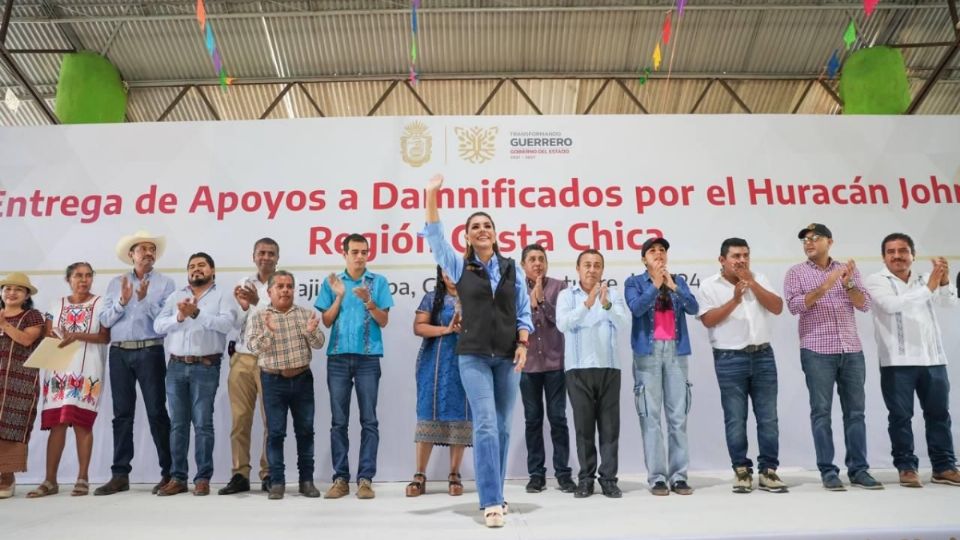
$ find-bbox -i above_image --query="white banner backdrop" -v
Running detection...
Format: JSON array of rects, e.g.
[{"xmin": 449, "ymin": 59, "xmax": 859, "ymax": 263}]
[{"xmin": 1, "ymin": 115, "xmax": 958, "ymax": 484}]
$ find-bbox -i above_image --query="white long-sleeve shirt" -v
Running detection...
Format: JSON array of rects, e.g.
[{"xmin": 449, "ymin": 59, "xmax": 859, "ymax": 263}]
[
  {"xmin": 865, "ymin": 267, "xmax": 958, "ymax": 367},
  {"xmin": 556, "ymin": 284, "xmax": 630, "ymax": 371}
]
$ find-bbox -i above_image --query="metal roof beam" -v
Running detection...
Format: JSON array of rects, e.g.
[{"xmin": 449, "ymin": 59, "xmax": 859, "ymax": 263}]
[
  {"xmin": 0, "ymin": 0, "xmax": 13, "ymax": 45},
  {"xmin": 115, "ymin": 70, "xmax": 959, "ymax": 89},
  {"xmin": 366, "ymin": 79, "xmax": 399, "ymax": 116},
  {"xmin": 791, "ymin": 80, "xmax": 816, "ymax": 114},
  {"xmin": 581, "ymin": 78, "xmax": 611, "ymax": 115},
  {"xmin": 38, "ymin": 0, "xmax": 84, "ymax": 52},
  {"xmin": 718, "ymin": 79, "xmax": 752, "ymax": 113},
  {"xmin": 0, "ymin": 46, "xmax": 59, "ymax": 123},
  {"xmin": 7, "ymin": 3, "xmax": 950, "ymax": 24},
  {"xmin": 157, "ymin": 85, "xmax": 191, "ymax": 121},
  {"xmin": 403, "ymin": 80, "xmax": 434, "ymax": 116},
  {"xmin": 907, "ymin": 33, "xmax": 960, "ymax": 113},
  {"xmin": 614, "ymin": 79, "xmax": 649, "ymax": 114},
  {"xmin": 510, "ymin": 79, "xmax": 543, "ymax": 115},
  {"xmin": 297, "ymin": 83, "xmax": 325, "ymax": 117},
  {"xmin": 260, "ymin": 82, "xmax": 294, "ymax": 119}
]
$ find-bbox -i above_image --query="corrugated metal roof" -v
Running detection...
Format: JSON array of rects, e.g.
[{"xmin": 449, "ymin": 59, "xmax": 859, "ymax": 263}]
[{"xmin": 0, "ymin": 0, "xmax": 957, "ymax": 125}]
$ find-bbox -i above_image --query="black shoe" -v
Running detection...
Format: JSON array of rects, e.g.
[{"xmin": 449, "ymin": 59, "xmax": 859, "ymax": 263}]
[
  {"xmin": 557, "ymin": 475, "xmax": 577, "ymax": 493},
  {"xmin": 650, "ymin": 481, "xmax": 669, "ymax": 496},
  {"xmin": 261, "ymin": 478, "xmax": 270, "ymax": 493},
  {"xmin": 671, "ymin": 480, "xmax": 694, "ymax": 495},
  {"xmin": 299, "ymin": 481, "xmax": 321, "ymax": 498},
  {"xmin": 94, "ymin": 476, "xmax": 129, "ymax": 496},
  {"xmin": 525, "ymin": 476, "xmax": 546, "ymax": 493},
  {"xmin": 599, "ymin": 479, "xmax": 622, "ymax": 498},
  {"xmin": 268, "ymin": 484, "xmax": 285, "ymax": 500},
  {"xmin": 218, "ymin": 473, "xmax": 250, "ymax": 495},
  {"xmin": 574, "ymin": 480, "xmax": 594, "ymax": 498}
]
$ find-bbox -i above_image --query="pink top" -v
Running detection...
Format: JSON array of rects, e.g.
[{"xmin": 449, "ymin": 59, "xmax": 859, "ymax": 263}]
[{"xmin": 653, "ymin": 308, "xmax": 677, "ymax": 340}]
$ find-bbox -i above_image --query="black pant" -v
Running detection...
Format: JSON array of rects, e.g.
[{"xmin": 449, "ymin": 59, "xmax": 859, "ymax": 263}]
[
  {"xmin": 519, "ymin": 369, "xmax": 572, "ymax": 479},
  {"xmin": 566, "ymin": 368, "xmax": 620, "ymax": 482}
]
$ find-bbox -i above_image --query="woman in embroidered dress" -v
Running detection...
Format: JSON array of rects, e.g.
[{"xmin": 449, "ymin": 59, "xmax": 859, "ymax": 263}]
[
  {"xmin": 27, "ymin": 263, "xmax": 109, "ymax": 498},
  {"xmin": 405, "ymin": 266, "xmax": 472, "ymax": 498},
  {"xmin": 0, "ymin": 273, "xmax": 45, "ymax": 499}
]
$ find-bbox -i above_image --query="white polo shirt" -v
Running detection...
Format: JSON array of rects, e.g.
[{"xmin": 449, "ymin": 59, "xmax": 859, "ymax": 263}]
[
  {"xmin": 696, "ymin": 272, "xmax": 778, "ymax": 350},
  {"xmin": 865, "ymin": 267, "xmax": 958, "ymax": 367}
]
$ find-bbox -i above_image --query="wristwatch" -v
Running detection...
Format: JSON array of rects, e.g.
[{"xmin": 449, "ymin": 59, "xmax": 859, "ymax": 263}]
[
  {"xmin": 190, "ymin": 308, "xmax": 200, "ymax": 319},
  {"xmin": 844, "ymin": 280, "xmax": 856, "ymax": 291}
]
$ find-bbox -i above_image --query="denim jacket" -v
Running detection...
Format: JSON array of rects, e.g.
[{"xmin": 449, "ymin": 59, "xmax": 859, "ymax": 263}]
[{"xmin": 624, "ymin": 271, "xmax": 699, "ymax": 357}]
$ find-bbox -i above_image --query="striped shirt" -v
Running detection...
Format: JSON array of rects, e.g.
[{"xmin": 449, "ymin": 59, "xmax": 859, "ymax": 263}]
[
  {"xmin": 246, "ymin": 304, "xmax": 325, "ymax": 370},
  {"xmin": 784, "ymin": 259, "xmax": 871, "ymax": 354}
]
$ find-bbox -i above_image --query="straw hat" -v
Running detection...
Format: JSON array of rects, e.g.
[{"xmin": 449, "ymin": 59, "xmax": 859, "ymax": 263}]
[
  {"xmin": 0, "ymin": 272, "xmax": 38, "ymax": 295},
  {"xmin": 116, "ymin": 230, "xmax": 167, "ymax": 265}
]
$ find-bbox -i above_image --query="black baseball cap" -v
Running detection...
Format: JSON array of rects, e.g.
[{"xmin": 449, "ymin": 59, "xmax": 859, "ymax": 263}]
[
  {"xmin": 641, "ymin": 237, "xmax": 670, "ymax": 257},
  {"xmin": 797, "ymin": 223, "xmax": 832, "ymax": 239}
]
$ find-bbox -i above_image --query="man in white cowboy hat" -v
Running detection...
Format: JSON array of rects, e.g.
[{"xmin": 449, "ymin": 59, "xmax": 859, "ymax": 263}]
[{"xmin": 95, "ymin": 230, "xmax": 176, "ymax": 496}]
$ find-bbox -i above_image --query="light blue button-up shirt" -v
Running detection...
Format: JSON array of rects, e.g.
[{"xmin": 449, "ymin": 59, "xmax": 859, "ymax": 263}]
[
  {"xmin": 100, "ymin": 270, "xmax": 176, "ymax": 342},
  {"xmin": 153, "ymin": 283, "xmax": 238, "ymax": 356},
  {"xmin": 314, "ymin": 269, "xmax": 394, "ymax": 356},
  {"xmin": 556, "ymin": 283, "xmax": 630, "ymax": 371},
  {"xmin": 423, "ymin": 220, "xmax": 533, "ymax": 333}
]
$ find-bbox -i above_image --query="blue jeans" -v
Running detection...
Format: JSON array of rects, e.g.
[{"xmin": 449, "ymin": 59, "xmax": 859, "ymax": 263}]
[
  {"xmin": 713, "ymin": 346, "xmax": 780, "ymax": 472},
  {"xmin": 459, "ymin": 354, "xmax": 520, "ymax": 509},
  {"xmin": 327, "ymin": 354, "xmax": 381, "ymax": 482},
  {"xmin": 632, "ymin": 340, "xmax": 691, "ymax": 485},
  {"xmin": 166, "ymin": 359, "xmax": 221, "ymax": 482},
  {"xmin": 108, "ymin": 345, "xmax": 171, "ymax": 478},
  {"xmin": 880, "ymin": 365, "xmax": 956, "ymax": 473},
  {"xmin": 262, "ymin": 369, "xmax": 316, "ymax": 484},
  {"xmin": 800, "ymin": 349, "xmax": 868, "ymax": 478},
  {"xmin": 519, "ymin": 369, "xmax": 572, "ymax": 479}
]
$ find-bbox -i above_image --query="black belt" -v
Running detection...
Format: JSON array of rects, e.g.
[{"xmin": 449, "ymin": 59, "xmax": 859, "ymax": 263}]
[
  {"xmin": 741, "ymin": 343, "xmax": 771, "ymax": 353},
  {"xmin": 170, "ymin": 354, "xmax": 222, "ymax": 366}
]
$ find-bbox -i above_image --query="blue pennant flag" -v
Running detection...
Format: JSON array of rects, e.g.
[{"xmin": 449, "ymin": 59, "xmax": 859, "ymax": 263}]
[
  {"xmin": 205, "ymin": 24, "xmax": 215, "ymax": 53},
  {"xmin": 826, "ymin": 49, "xmax": 841, "ymax": 78}
]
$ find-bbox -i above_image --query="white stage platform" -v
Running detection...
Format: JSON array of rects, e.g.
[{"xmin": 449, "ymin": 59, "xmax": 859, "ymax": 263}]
[{"xmin": 4, "ymin": 469, "xmax": 959, "ymax": 539}]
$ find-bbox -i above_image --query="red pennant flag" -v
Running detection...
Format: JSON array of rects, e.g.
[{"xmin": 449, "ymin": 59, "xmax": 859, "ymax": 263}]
[
  {"xmin": 662, "ymin": 12, "xmax": 672, "ymax": 45},
  {"xmin": 196, "ymin": 0, "xmax": 207, "ymax": 28},
  {"xmin": 864, "ymin": 0, "xmax": 879, "ymax": 17}
]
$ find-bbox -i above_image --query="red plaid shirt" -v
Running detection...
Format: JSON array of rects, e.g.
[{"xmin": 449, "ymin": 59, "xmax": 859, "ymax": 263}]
[{"xmin": 784, "ymin": 259, "xmax": 871, "ymax": 354}]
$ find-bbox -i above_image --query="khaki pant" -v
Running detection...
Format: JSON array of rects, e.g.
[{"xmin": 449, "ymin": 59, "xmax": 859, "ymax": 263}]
[{"xmin": 228, "ymin": 352, "xmax": 269, "ymax": 480}]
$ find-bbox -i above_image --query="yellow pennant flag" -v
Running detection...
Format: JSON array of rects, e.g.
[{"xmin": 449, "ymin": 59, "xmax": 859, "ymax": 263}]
[{"xmin": 653, "ymin": 42, "xmax": 662, "ymax": 71}]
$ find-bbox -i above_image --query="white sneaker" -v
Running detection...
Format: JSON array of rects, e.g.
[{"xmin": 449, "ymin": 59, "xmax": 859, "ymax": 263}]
[
  {"xmin": 733, "ymin": 467, "xmax": 753, "ymax": 494},
  {"xmin": 759, "ymin": 469, "xmax": 788, "ymax": 493}
]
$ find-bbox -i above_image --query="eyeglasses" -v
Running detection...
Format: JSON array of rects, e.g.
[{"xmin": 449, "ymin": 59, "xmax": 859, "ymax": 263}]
[{"xmin": 800, "ymin": 235, "xmax": 823, "ymax": 244}]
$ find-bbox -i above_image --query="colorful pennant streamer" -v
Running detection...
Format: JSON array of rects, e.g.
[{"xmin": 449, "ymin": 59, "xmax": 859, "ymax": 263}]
[
  {"xmin": 408, "ymin": 0, "xmax": 421, "ymax": 83},
  {"xmin": 826, "ymin": 49, "xmax": 841, "ymax": 78},
  {"xmin": 638, "ymin": 67, "xmax": 652, "ymax": 86},
  {"xmin": 195, "ymin": 0, "xmax": 233, "ymax": 91},
  {"xmin": 677, "ymin": 0, "xmax": 687, "ymax": 17},
  {"xmin": 662, "ymin": 12, "xmax": 672, "ymax": 45},
  {"xmin": 864, "ymin": 0, "xmax": 879, "ymax": 17},
  {"xmin": 4, "ymin": 88, "xmax": 20, "ymax": 112},
  {"xmin": 653, "ymin": 42, "xmax": 662, "ymax": 71},
  {"xmin": 843, "ymin": 19, "xmax": 857, "ymax": 50}
]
